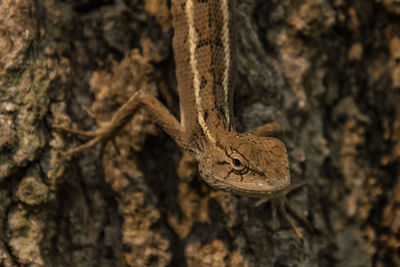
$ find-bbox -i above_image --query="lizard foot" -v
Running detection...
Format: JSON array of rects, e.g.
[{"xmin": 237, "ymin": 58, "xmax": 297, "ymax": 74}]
[
  {"xmin": 52, "ymin": 121, "xmax": 115, "ymax": 157},
  {"xmin": 52, "ymin": 91, "xmax": 147, "ymax": 158},
  {"xmin": 255, "ymin": 181, "xmax": 313, "ymax": 239}
]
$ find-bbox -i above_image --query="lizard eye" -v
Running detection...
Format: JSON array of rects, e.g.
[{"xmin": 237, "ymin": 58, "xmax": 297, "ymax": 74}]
[
  {"xmin": 232, "ymin": 158, "xmax": 242, "ymax": 167},
  {"xmin": 230, "ymin": 153, "xmax": 247, "ymax": 172}
]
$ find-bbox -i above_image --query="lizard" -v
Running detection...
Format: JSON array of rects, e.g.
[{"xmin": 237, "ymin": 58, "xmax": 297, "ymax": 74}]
[{"xmin": 53, "ymin": 0, "xmax": 308, "ymax": 238}]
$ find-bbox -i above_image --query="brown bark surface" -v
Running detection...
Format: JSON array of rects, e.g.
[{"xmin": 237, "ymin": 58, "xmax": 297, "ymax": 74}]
[{"xmin": 1, "ymin": 0, "xmax": 399, "ymax": 266}]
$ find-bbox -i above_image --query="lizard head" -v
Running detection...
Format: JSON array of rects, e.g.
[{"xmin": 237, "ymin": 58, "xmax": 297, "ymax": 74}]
[{"xmin": 197, "ymin": 134, "xmax": 290, "ymax": 198}]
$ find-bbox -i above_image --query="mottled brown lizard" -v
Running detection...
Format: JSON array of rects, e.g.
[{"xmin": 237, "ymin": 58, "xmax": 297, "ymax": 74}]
[{"xmin": 54, "ymin": 0, "xmax": 308, "ymax": 237}]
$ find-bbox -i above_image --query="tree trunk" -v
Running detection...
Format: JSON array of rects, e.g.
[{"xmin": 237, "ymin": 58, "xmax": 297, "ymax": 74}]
[{"xmin": 1, "ymin": 0, "xmax": 399, "ymax": 266}]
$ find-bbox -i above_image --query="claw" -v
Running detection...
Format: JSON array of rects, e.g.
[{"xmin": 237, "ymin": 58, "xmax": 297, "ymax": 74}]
[
  {"xmin": 80, "ymin": 104, "xmax": 96, "ymax": 119},
  {"xmin": 64, "ymin": 135, "xmax": 105, "ymax": 156},
  {"xmin": 52, "ymin": 124, "xmax": 97, "ymax": 137}
]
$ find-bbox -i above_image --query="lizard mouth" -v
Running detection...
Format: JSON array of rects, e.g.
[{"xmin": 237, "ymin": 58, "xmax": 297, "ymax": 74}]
[{"xmin": 217, "ymin": 178, "xmax": 292, "ymax": 198}]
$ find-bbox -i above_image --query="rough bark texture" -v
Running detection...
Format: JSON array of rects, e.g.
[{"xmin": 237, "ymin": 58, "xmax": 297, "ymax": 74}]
[{"xmin": 1, "ymin": 0, "xmax": 399, "ymax": 266}]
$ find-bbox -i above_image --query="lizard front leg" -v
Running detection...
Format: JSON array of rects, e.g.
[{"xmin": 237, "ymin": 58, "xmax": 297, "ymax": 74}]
[{"xmin": 53, "ymin": 90, "xmax": 188, "ymax": 157}]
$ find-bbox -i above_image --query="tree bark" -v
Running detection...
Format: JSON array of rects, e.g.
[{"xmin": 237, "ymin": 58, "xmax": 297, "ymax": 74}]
[{"xmin": 1, "ymin": 0, "xmax": 399, "ymax": 266}]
